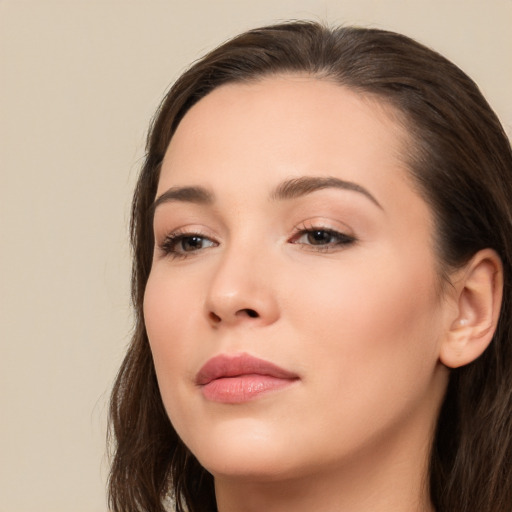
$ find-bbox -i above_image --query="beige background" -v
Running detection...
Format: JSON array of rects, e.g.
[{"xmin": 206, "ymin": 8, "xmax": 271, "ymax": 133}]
[{"xmin": 1, "ymin": 1, "xmax": 510, "ymax": 511}]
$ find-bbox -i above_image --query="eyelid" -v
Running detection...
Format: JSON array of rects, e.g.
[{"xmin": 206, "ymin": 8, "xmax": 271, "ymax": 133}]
[{"xmin": 291, "ymin": 218, "xmax": 355, "ymax": 237}]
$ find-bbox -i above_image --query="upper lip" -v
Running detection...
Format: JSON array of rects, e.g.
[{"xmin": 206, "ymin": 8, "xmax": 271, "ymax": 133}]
[{"xmin": 196, "ymin": 353, "xmax": 299, "ymax": 386}]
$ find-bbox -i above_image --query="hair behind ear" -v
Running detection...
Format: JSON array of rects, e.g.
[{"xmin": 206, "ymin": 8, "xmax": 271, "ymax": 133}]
[{"xmin": 431, "ymin": 247, "xmax": 512, "ymax": 512}]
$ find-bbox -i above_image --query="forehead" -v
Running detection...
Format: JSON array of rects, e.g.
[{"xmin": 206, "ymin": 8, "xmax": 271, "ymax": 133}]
[{"xmin": 159, "ymin": 75, "xmax": 412, "ymax": 199}]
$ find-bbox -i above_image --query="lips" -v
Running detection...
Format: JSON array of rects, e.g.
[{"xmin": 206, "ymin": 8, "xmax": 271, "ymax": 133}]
[{"xmin": 196, "ymin": 353, "xmax": 299, "ymax": 403}]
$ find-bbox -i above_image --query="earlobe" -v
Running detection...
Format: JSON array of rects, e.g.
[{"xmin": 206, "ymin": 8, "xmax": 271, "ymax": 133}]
[{"xmin": 440, "ymin": 249, "xmax": 503, "ymax": 369}]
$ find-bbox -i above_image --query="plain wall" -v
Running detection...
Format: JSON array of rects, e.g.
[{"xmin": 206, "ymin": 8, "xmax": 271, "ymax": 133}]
[{"xmin": 1, "ymin": 1, "xmax": 511, "ymax": 510}]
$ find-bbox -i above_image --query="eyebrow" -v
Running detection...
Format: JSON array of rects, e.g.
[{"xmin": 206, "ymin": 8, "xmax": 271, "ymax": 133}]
[
  {"xmin": 270, "ymin": 176, "xmax": 382, "ymax": 209},
  {"xmin": 150, "ymin": 185, "xmax": 214, "ymax": 216},
  {"xmin": 151, "ymin": 176, "xmax": 382, "ymax": 215}
]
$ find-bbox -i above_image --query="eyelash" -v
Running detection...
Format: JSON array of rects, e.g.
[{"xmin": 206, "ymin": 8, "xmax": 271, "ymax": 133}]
[
  {"xmin": 289, "ymin": 225, "xmax": 356, "ymax": 252},
  {"xmin": 158, "ymin": 225, "xmax": 356, "ymax": 260},
  {"xmin": 159, "ymin": 229, "xmax": 217, "ymax": 260}
]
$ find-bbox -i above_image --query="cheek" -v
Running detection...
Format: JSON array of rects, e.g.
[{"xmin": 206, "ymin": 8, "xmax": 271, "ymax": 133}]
[
  {"xmin": 289, "ymin": 251, "xmax": 443, "ymax": 398},
  {"xmin": 144, "ymin": 263, "xmax": 205, "ymax": 336},
  {"xmin": 143, "ymin": 268, "xmax": 202, "ymax": 400},
  {"xmin": 276, "ymin": 257, "xmax": 446, "ymax": 464}
]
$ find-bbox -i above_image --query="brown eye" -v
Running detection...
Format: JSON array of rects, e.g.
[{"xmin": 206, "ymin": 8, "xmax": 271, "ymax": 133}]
[
  {"xmin": 180, "ymin": 235, "xmax": 210, "ymax": 252},
  {"xmin": 292, "ymin": 228, "xmax": 355, "ymax": 248},
  {"xmin": 306, "ymin": 230, "xmax": 336, "ymax": 245},
  {"xmin": 161, "ymin": 233, "xmax": 217, "ymax": 258}
]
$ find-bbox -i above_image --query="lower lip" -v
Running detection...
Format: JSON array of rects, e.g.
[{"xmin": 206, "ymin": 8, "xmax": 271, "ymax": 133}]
[{"xmin": 200, "ymin": 374, "xmax": 296, "ymax": 404}]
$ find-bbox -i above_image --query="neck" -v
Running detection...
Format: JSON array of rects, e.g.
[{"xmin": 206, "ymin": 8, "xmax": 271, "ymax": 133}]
[
  {"xmin": 214, "ymin": 412, "xmax": 437, "ymax": 512},
  {"xmin": 215, "ymin": 459, "xmax": 434, "ymax": 512}
]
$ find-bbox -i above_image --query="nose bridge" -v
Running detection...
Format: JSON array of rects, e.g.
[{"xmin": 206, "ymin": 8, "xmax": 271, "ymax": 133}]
[{"xmin": 204, "ymin": 233, "xmax": 279, "ymax": 326}]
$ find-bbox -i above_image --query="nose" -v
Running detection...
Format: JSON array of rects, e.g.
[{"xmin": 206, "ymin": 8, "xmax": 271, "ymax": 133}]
[{"xmin": 204, "ymin": 245, "xmax": 280, "ymax": 328}]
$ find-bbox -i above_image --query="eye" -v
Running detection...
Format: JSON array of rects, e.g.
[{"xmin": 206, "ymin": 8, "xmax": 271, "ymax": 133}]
[
  {"xmin": 290, "ymin": 227, "xmax": 355, "ymax": 250},
  {"xmin": 160, "ymin": 232, "xmax": 217, "ymax": 258}
]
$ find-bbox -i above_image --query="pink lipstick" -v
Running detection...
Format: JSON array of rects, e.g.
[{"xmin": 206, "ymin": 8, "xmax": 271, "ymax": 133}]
[{"xmin": 196, "ymin": 353, "xmax": 299, "ymax": 404}]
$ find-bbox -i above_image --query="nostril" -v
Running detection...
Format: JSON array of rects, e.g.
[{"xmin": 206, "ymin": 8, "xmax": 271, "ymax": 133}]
[
  {"xmin": 209, "ymin": 312, "xmax": 221, "ymax": 323},
  {"xmin": 208, "ymin": 308, "xmax": 260, "ymax": 323}
]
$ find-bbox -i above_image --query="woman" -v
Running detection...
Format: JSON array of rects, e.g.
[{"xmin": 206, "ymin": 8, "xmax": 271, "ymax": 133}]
[{"xmin": 108, "ymin": 21, "xmax": 512, "ymax": 512}]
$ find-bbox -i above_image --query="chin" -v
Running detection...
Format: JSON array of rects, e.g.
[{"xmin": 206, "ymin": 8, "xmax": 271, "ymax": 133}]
[
  {"xmin": 182, "ymin": 418, "xmax": 302, "ymax": 481},
  {"xmin": 197, "ymin": 447, "xmax": 290, "ymax": 481},
  {"xmin": 200, "ymin": 452, "xmax": 289, "ymax": 482}
]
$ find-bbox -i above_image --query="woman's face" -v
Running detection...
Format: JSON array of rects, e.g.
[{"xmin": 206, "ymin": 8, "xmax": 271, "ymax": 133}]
[{"xmin": 144, "ymin": 77, "xmax": 451, "ymax": 482}]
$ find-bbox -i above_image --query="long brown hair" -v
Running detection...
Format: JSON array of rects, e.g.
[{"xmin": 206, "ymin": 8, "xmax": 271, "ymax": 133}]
[{"xmin": 108, "ymin": 21, "xmax": 512, "ymax": 512}]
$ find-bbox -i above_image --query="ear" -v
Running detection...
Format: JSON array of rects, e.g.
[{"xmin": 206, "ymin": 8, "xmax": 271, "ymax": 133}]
[{"xmin": 440, "ymin": 249, "xmax": 503, "ymax": 369}]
